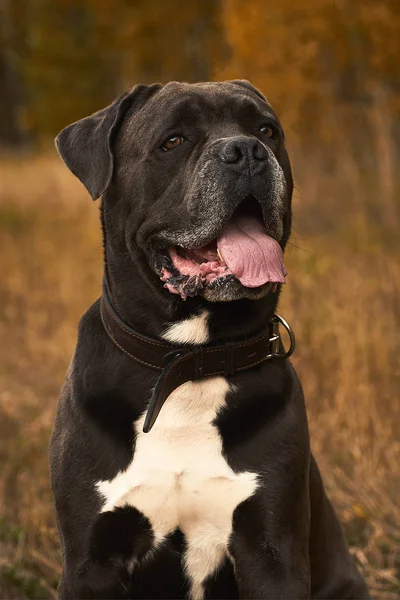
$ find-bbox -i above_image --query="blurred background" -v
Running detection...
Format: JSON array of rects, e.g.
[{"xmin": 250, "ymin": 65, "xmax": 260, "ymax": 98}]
[{"xmin": 0, "ymin": 0, "xmax": 399, "ymax": 598}]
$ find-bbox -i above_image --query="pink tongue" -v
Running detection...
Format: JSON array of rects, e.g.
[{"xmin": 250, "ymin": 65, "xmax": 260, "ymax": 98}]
[{"xmin": 217, "ymin": 215, "xmax": 287, "ymax": 288}]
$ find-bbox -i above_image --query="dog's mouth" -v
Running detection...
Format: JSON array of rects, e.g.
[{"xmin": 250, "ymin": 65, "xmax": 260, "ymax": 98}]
[{"xmin": 159, "ymin": 200, "xmax": 287, "ymax": 300}]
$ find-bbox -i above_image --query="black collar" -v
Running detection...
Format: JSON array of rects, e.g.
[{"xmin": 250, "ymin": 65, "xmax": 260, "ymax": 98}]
[{"xmin": 100, "ymin": 282, "xmax": 295, "ymax": 432}]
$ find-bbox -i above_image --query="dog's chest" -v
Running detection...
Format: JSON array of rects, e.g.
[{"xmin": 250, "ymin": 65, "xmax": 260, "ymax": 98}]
[{"xmin": 96, "ymin": 376, "xmax": 258, "ymax": 599}]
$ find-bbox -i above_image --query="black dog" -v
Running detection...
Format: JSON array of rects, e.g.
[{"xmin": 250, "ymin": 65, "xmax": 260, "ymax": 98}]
[{"xmin": 50, "ymin": 81, "xmax": 369, "ymax": 599}]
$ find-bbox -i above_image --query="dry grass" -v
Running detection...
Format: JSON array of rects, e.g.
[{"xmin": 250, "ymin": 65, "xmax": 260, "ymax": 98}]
[{"xmin": 0, "ymin": 152, "xmax": 399, "ymax": 599}]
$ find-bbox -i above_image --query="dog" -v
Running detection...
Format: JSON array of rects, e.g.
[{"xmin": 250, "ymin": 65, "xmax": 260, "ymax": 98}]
[{"xmin": 50, "ymin": 80, "xmax": 369, "ymax": 599}]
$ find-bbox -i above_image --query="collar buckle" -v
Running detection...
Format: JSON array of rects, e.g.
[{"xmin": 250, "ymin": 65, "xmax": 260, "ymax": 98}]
[{"xmin": 268, "ymin": 314, "xmax": 296, "ymax": 359}]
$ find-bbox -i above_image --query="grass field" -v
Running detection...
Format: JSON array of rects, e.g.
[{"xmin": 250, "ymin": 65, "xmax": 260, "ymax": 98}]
[{"xmin": 0, "ymin": 153, "xmax": 399, "ymax": 599}]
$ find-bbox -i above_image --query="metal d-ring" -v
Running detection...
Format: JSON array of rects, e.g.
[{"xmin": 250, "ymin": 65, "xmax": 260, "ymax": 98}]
[{"xmin": 272, "ymin": 314, "xmax": 296, "ymax": 359}]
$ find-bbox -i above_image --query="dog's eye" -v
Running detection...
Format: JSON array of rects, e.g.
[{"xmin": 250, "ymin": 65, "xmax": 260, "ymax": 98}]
[
  {"xmin": 162, "ymin": 136, "xmax": 184, "ymax": 151},
  {"xmin": 260, "ymin": 125, "xmax": 276, "ymax": 139}
]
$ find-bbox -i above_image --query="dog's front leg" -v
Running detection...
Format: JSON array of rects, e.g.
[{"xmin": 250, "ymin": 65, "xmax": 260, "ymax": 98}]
[
  {"xmin": 58, "ymin": 564, "xmax": 131, "ymax": 600},
  {"xmin": 229, "ymin": 483, "xmax": 311, "ymax": 599},
  {"xmin": 56, "ymin": 505, "xmax": 156, "ymax": 600}
]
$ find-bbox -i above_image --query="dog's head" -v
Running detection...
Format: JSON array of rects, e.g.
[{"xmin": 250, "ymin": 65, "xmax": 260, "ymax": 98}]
[{"xmin": 56, "ymin": 81, "xmax": 293, "ymax": 302}]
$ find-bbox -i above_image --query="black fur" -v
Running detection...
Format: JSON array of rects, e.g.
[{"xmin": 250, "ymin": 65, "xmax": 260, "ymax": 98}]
[{"xmin": 51, "ymin": 81, "xmax": 369, "ymax": 599}]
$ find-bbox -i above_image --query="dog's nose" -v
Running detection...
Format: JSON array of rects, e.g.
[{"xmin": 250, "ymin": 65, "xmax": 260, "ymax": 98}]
[{"xmin": 218, "ymin": 137, "xmax": 268, "ymax": 164}]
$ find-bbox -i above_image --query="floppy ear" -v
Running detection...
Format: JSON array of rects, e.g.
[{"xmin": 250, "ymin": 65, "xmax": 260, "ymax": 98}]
[
  {"xmin": 55, "ymin": 84, "xmax": 161, "ymax": 200},
  {"xmin": 230, "ymin": 79, "xmax": 267, "ymax": 102}
]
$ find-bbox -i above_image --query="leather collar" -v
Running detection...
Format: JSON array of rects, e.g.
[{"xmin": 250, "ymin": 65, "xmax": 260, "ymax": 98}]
[{"xmin": 100, "ymin": 282, "xmax": 295, "ymax": 432}]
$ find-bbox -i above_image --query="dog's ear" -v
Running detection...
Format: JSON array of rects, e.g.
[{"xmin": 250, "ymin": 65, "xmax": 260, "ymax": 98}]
[
  {"xmin": 55, "ymin": 84, "xmax": 161, "ymax": 200},
  {"xmin": 230, "ymin": 80, "xmax": 267, "ymax": 102}
]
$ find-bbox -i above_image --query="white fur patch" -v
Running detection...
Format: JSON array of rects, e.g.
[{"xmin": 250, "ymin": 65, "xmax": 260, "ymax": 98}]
[
  {"xmin": 162, "ymin": 310, "xmax": 210, "ymax": 345},
  {"xmin": 96, "ymin": 377, "xmax": 258, "ymax": 600}
]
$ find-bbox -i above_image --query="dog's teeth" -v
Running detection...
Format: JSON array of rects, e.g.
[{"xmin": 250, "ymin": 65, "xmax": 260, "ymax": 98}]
[{"xmin": 217, "ymin": 249, "xmax": 223, "ymax": 261}]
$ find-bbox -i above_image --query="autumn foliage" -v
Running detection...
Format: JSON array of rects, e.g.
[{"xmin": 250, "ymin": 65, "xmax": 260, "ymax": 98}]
[{"xmin": 1, "ymin": 0, "xmax": 399, "ymax": 149}]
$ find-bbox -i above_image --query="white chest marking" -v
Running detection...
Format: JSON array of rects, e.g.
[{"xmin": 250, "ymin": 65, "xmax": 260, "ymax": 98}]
[
  {"xmin": 162, "ymin": 310, "xmax": 210, "ymax": 345},
  {"xmin": 96, "ymin": 377, "xmax": 258, "ymax": 600}
]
